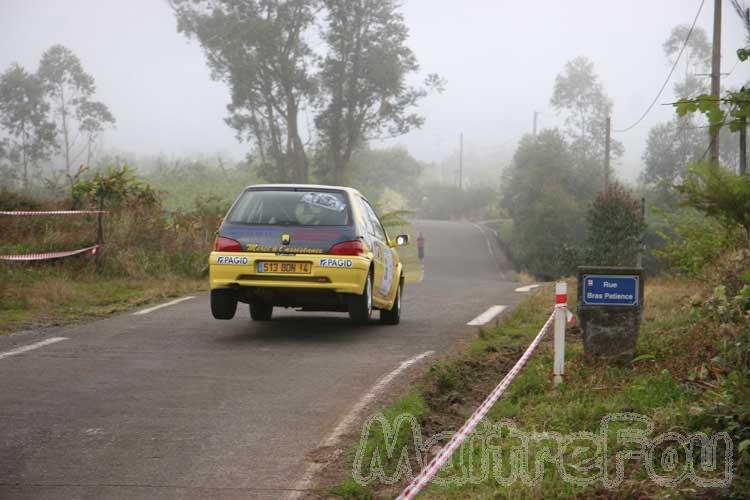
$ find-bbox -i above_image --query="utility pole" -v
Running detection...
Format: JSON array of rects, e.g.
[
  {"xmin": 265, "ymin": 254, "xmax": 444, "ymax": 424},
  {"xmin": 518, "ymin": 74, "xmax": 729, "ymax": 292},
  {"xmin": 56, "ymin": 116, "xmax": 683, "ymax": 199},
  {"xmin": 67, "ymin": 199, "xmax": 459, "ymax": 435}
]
[
  {"xmin": 710, "ymin": 0, "xmax": 722, "ymax": 163},
  {"xmin": 533, "ymin": 111, "xmax": 539, "ymax": 138},
  {"xmin": 604, "ymin": 116, "xmax": 611, "ymax": 193},
  {"xmin": 741, "ymin": 115, "xmax": 747, "ymax": 175},
  {"xmin": 458, "ymin": 132, "xmax": 464, "ymax": 190}
]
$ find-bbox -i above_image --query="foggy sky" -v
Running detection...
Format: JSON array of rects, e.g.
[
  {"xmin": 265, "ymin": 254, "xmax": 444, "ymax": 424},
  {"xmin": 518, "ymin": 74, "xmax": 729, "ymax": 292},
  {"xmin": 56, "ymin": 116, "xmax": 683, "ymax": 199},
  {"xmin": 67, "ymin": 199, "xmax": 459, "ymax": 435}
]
[{"xmin": 1, "ymin": 0, "xmax": 748, "ymax": 181}]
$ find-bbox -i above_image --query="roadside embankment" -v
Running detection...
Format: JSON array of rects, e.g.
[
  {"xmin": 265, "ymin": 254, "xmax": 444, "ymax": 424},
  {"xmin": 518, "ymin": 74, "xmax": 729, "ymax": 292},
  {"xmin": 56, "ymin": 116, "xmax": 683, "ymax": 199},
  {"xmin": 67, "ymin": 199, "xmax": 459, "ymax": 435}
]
[{"xmin": 326, "ymin": 271, "xmax": 749, "ymax": 498}]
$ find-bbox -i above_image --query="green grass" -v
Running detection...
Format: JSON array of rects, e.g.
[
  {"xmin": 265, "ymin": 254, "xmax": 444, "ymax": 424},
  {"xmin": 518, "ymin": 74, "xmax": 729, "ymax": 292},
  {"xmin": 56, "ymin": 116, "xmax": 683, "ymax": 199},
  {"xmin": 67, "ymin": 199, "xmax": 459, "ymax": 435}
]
[
  {"xmin": 328, "ymin": 277, "xmax": 748, "ymax": 498},
  {"xmin": 0, "ymin": 264, "xmax": 205, "ymax": 334}
]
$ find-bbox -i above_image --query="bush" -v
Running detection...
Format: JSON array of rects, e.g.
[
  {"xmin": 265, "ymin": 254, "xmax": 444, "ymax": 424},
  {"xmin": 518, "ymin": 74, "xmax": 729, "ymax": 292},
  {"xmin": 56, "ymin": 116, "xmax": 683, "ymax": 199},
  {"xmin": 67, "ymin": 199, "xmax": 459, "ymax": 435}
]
[
  {"xmin": 0, "ymin": 188, "xmax": 41, "ymax": 211},
  {"xmin": 584, "ymin": 182, "xmax": 645, "ymax": 267},
  {"xmin": 1, "ymin": 167, "xmax": 225, "ymax": 281},
  {"xmin": 652, "ymin": 208, "xmax": 744, "ymax": 275},
  {"xmin": 418, "ymin": 183, "xmax": 500, "ymax": 220},
  {"xmin": 677, "ymin": 161, "xmax": 750, "ymax": 235}
]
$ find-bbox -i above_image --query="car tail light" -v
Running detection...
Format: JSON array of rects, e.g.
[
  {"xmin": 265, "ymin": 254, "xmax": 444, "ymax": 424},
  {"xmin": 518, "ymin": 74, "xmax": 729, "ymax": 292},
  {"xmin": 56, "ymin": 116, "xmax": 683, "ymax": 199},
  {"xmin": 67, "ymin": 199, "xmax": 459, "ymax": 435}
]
[
  {"xmin": 329, "ymin": 240, "xmax": 364, "ymax": 256},
  {"xmin": 214, "ymin": 235, "xmax": 243, "ymax": 252}
]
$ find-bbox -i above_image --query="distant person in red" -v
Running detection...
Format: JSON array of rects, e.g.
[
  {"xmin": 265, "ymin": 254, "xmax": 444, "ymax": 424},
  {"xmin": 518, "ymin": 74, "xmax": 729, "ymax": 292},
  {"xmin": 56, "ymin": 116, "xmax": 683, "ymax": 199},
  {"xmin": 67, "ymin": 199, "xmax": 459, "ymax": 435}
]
[{"xmin": 416, "ymin": 232, "xmax": 425, "ymax": 262}]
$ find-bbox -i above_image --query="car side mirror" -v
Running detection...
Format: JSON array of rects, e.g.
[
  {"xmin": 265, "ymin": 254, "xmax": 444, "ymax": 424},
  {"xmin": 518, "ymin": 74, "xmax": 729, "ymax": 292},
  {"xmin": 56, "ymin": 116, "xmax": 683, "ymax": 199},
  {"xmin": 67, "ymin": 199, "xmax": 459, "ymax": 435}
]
[{"xmin": 391, "ymin": 234, "xmax": 409, "ymax": 247}]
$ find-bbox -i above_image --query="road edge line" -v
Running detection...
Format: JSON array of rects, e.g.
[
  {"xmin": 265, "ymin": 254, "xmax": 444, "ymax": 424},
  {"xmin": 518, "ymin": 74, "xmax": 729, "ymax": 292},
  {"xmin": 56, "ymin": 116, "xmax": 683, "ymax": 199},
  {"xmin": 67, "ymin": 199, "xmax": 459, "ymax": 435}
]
[
  {"xmin": 472, "ymin": 222, "xmax": 495, "ymax": 260},
  {"xmin": 467, "ymin": 305, "xmax": 508, "ymax": 326},
  {"xmin": 132, "ymin": 296, "xmax": 195, "ymax": 316},
  {"xmin": 0, "ymin": 337, "xmax": 68, "ymax": 360},
  {"xmin": 287, "ymin": 350, "xmax": 434, "ymax": 500}
]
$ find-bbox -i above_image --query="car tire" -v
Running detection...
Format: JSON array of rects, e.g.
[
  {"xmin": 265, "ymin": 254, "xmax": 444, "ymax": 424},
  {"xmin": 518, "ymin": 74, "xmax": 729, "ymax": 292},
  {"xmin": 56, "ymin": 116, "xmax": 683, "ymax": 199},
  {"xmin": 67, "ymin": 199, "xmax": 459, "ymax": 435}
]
[
  {"xmin": 211, "ymin": 289, "xmax": 237, "ymax": 320},
  {"xmin": 249, "ymin": 302, "xmax": 273, "ymax": 321},
  {"xmin": 380, "ymin": 279, "xmax": 402, "ymax": 325},
  {"xmin": 348, "ymin": 272, "xmax": 373, "ymax": 324}
]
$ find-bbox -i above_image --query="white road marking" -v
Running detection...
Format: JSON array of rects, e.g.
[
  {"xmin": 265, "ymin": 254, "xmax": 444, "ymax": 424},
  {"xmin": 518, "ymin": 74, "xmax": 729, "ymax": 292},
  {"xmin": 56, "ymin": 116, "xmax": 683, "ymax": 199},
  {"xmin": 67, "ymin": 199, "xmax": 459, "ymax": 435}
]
[
  {"xmin": 515, "ymin": 284, "xmax": 540, "ymax": 293},
  {"xmin": 132, "ymin": 296, "xmax": 195, "ymax": 316},
  {"xmin": 287, "ymin": 350, "xmax": 434, "ymax": 500},
  {"xmin": 0, "ymin": 337, "xmax": 67, "ymax": 360},
  {"xmin": 472, "ymin": 223, "xmax": 495, "ymax": 260},
  {"xmin": 467, "ymin": 305, "xmax": 508, "ymax": 326}
]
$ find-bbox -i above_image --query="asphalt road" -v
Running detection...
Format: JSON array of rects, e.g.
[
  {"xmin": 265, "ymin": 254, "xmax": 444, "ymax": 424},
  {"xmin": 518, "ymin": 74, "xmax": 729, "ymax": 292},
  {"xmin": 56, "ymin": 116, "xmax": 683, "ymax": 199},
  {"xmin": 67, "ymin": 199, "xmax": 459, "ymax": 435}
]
[{"xmin": 0, "ymin": 220, "xmax": 525, "ymax": 500}]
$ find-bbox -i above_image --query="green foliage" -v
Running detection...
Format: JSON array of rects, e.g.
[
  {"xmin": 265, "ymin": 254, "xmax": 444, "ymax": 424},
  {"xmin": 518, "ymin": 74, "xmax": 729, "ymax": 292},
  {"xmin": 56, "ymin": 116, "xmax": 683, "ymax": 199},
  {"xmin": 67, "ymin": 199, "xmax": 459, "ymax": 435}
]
[
  {"xmin": 677, "ymin": 161, "xmax": 750, "ymax": 234},
  {"xmin": 550, "ymin": 56, "xmax": 623, "ymax": 164},
  {"xmin": 0, "ymin": 188, "xmax": 41, "ymax": 211},
  {"xmin": 584, "ymin": 182, "xmax": 645, "ymax": 267},
  {"xmin": 329, "ymin": 478, "xmax": 372, "ymax": 499},
  {"xmin": 653, "ymin": 208, "xmax": 742, "ymax": 275},
  {"xmin": 72, "ymin": 165, "xmax": 158, "ymax": 209},
  {"xmin": 419, "ymin": 183, "xmax": 499, "ymax": 220},
  {"xmin": 345, "ymin": 146, "xmax": 422, "ymax": 202},
  {"xmin": 0, "ymin": 63, "xmax": 57, "ymax": 191},
  {"xmin": 173, "ymin": 0, "xmax": 317, "ymax": 183},
  {"xmin": 664, "ymin": 24, "xmax": 711, "ymax": 97},
  {"xmin": 673, "ymin": 40, "xmax": 748, "ymax": 139},
  {"xmin": 316, "ymin": 0, "xmax": 442, "ymax": 184},
  {"xmin": 501, "ymin": 130, "xmax": 588, "ymax": 278},
  {"xmin": 38, "ymin": 44, "xmax": 115, "ymax": 188},
  {"xmin": 641, "ymin": 119, "xmax": 705, "ymax": 186},
  {"xmin": 172, "ymin": 0, "xmax": 439, "ymax": 184},
  {"xmin": 141, "ymin": 157, "xmax": 257, "ymax": 211}
]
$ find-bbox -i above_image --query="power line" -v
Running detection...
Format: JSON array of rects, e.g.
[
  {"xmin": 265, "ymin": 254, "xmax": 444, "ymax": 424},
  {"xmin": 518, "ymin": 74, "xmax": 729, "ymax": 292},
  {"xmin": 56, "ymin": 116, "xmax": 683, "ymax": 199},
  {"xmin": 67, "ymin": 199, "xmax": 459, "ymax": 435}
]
[{"xmin": 613, "ymin": 0, "xmax": 706, "ymax": 133}]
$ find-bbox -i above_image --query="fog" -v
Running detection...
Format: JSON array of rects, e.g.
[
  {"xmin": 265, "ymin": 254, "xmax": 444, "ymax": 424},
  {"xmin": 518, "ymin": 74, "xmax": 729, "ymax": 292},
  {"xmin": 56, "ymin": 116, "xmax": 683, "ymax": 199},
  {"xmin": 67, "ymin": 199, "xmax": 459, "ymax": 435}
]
[{"xmin": 1, "ymin": 0, "xmax": 748, "ymax": 181}]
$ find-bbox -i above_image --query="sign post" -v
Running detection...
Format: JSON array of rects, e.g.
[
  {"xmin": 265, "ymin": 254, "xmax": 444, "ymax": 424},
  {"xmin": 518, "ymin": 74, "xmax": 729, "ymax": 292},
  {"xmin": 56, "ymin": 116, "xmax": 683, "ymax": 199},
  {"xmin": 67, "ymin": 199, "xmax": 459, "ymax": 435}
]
[
  {"xmin": 553, "ymin": 282, "xmax": 567, "ymax": 386},
  {"xmin": 577, "ymin": 267, "xmax": 644, "ymax": 362}
]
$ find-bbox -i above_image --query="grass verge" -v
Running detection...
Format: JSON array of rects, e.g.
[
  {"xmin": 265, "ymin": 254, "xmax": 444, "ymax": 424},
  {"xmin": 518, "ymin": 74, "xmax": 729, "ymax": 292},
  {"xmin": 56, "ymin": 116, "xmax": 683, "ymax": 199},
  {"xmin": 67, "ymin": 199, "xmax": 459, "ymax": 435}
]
[
  {"xmin": 0, "ymin": 263, "xmax": 205, "ymax": 334},
  {"xmin": 326, "ymin": 276, "xmax": 749, "ymax": 498}
]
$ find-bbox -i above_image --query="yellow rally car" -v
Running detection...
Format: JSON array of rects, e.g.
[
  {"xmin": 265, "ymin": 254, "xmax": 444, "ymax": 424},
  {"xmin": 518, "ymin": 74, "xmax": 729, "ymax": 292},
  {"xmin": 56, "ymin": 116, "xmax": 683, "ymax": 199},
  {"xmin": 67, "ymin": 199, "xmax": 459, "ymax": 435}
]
[{"xmin": 209, "ymin": 185, "xmax": 409, "ymax": 324}]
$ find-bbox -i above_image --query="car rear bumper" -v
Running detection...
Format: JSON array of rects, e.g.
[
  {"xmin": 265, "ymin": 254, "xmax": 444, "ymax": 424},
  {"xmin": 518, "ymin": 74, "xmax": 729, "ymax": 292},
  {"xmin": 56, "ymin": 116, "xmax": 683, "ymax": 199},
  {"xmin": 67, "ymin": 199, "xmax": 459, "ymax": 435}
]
[{"xmin": 209, "ymin": 252, "xmax": 370, "ymax": 295}]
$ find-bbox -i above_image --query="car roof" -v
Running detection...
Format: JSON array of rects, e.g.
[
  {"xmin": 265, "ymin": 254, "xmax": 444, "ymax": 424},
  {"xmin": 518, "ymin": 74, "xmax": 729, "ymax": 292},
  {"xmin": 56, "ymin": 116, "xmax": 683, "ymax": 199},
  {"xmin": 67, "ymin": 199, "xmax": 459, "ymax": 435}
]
[{"xmin": 244, "ymin": 184, "xmax": 365, "ymax": 198}]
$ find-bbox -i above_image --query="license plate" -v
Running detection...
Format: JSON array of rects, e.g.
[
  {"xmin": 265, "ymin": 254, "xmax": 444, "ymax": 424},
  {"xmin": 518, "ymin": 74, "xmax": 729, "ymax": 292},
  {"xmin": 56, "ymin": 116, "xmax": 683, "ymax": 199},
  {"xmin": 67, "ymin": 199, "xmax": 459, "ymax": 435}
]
[{"xmin": 256, "ymin": 261, "xmax": 312, "ymax": 274}]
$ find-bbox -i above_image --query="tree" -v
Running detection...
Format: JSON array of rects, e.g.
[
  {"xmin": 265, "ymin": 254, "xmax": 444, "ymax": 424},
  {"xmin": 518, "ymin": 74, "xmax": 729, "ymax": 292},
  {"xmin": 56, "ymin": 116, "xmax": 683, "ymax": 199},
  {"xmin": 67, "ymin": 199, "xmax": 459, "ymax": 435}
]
[
  {"xmin": 315, "ymin": 0, "xmax": 441, "ymax": 184},
  {"xmin": 347, "ymin": 145, "xmax": 422, "ymax": 200},
  {"xmin": 501, "ymin": 130, "xmax": 587, "ymax": 278},
  {"xmin": 642, "ymin": 25, "xmax": 723, "ymax": 190},
  {"xmin": 0, "ymin": 64, "xmax": 57, "ymax": 191},
  {"xmin": 77, "ymin": 100, "xmax": 116, "ymax": 168},
  {"xmin": 171, "ymin": 0, "xmax": 318, "ymax": 183},
  {"xmin": 37, "ymin": 45, "xmax": 115, "ymax": 188},
  {"xmin": 663, "ymin": 24, "xmax": 711, "ymax": 97},
  {"xmin": 642, "ymin": 121, "xmax": 705, "ymax": 186},
  {"xmin": 0, "ymin": 137, "xmax": 14, "ymax": 188},
  {"xmin": 550, "ymin": 56, "xmax": 624, "ymax": 170}
]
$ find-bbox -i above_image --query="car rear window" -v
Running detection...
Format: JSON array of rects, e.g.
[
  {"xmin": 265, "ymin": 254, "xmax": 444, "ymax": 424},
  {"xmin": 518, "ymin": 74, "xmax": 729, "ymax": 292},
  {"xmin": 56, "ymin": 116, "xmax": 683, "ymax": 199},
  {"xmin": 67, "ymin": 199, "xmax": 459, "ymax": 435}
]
[{"xmin": 227, "ymin": 190, "xmax": 351, "ymax": 226}]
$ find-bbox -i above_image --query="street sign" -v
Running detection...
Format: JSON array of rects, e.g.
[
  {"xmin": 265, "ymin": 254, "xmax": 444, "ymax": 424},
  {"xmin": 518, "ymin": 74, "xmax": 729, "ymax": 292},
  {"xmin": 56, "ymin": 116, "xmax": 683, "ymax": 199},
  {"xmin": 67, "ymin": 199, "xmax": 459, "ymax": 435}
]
[{"xmin": 582, "ymin": 274, "xmax": 639, "ymax": 307}]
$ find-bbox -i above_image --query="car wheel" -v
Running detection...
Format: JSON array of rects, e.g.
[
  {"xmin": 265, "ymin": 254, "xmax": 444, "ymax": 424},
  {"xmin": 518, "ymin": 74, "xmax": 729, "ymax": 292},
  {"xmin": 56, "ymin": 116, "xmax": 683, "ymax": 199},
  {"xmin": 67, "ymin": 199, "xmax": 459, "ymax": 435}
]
[
  {"xmin": 211, "ymin": 289, "xmax": 237, "ymax": 320},
  {"xmin": 249, "ymin": 302, "xmax": 273, "ymax": 321},
  {"xmin": 380, "ymin": 280, "xmax": 402, "ymax": 325},
  {"xmin": 348, "ymin": 272, "xmax": 373, "ymax": 324}
]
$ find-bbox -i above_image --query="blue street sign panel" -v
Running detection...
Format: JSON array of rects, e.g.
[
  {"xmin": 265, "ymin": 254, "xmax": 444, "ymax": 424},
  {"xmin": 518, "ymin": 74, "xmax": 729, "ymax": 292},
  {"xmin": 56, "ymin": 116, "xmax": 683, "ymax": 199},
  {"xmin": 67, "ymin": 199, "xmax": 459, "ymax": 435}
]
[{"xmin": 582, "ymin": 275, "xmax": 639, "ymax": 306}]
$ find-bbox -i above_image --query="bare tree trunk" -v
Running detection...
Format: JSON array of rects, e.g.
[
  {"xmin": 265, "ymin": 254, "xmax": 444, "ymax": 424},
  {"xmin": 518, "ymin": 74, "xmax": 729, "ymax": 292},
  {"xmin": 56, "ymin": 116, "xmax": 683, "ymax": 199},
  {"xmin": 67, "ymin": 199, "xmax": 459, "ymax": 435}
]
[
  {"xmin": 21, "ymin": 123, "xmax": 29, "ymax": 192},
  {"xmin": 285, "ymin": 98, "xmax": 307, "ymax": 183},
  {"xmin": 59, "ymin": 85, "xmax": 72, "ymax": 190}
]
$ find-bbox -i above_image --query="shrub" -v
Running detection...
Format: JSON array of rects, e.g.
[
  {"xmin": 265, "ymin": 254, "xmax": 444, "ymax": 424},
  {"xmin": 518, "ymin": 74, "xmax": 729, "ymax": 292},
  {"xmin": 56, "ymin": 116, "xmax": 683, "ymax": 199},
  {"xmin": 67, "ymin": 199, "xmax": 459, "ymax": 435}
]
[
  {"xmin": 653, "ymin": 208, "xmax": 744, "ymax": 275},
  {"xmin": 584, "ymin": 182, "xmax": 645, "ymax": 267},
  {"xmin": 0, "ymin": 188, "xmax": 41, "ymax": 210},
  {"xmin": 677, "ymin": 161, "xmax": 750, "ymax": 235}
]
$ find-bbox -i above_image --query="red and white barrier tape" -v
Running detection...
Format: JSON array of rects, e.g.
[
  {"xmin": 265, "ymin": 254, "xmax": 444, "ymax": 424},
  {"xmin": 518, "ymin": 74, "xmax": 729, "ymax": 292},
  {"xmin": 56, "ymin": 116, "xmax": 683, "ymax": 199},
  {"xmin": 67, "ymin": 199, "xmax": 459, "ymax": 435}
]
[
  {"xmin": 0, "ymin": 210, "xmax": 106, "ymax": 216},
  {"xmin": 396, "ymin": 311, "xmax": 556, "ymax": 500},
  {"xmin": 0, "ymin": 245, "xmax": 99, "ymax": 261}
]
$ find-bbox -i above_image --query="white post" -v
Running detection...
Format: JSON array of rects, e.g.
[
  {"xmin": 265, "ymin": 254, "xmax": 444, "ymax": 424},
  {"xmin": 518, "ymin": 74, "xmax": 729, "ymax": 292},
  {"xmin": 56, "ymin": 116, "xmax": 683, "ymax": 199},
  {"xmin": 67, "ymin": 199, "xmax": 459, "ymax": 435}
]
[{"xmin": 554, "ymin": 281, "xmax": 567, "ymax": 386}]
